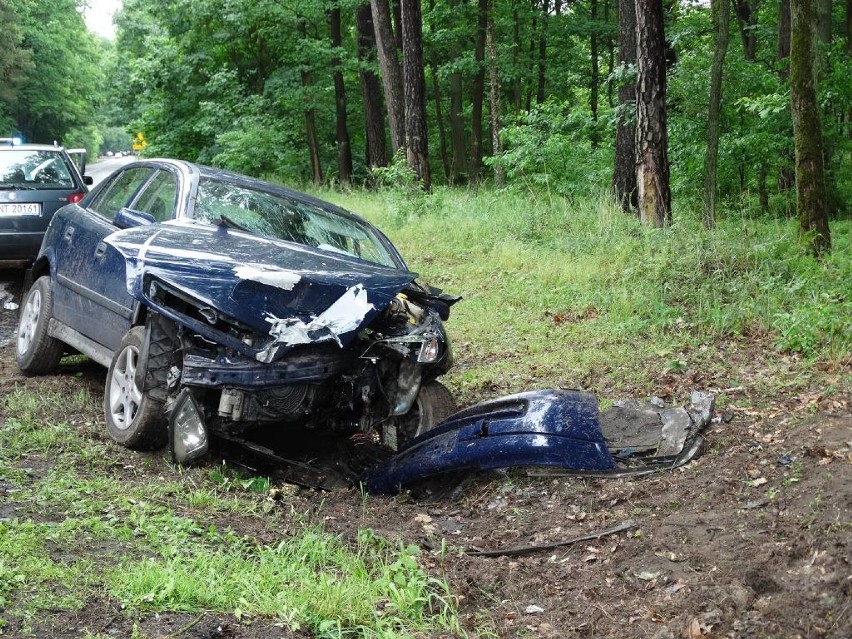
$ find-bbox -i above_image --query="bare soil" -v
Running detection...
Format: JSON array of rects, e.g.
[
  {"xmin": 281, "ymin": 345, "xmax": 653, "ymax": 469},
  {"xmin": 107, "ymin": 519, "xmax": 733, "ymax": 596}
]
[{"xmin": 1, "ymin": 271, "xmax": 850, "ymax": 638}]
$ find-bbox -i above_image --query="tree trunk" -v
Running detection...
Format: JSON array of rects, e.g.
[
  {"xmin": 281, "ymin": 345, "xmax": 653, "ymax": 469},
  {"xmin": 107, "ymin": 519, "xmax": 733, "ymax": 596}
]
[
  {"xmin": 486, "ymin": 5, "xmax": 505, "ymax": 187},
  {"xmin": 589, "ymin": 0, "xmax": 600, "ymax": 148},
  {"xmin": 371, "ymin": 0, "xmax": 406, "ymax": 153},
  {"xmin": 329, "ymin": 7, "xmax": 353, "ymax": 185},
  {"xmin": 536, "ymin": 0, "xmax": 549, "ymax": 105},
  {"xmin": 734, "ymin": 0, "xmax": 759, "ymax": 61},
  {"xmin": 429, "ymin": 48, "xmax": 450, "ymax": 181},
  {"xmin": 355, "ymin": 3, "xmax": 389, "ymax": 171},
  {"xmin": 791, "ymin": 0, "xmax": 831, "ymax": 254},
  {"xmin": 778, "ymin": 0, "xmax": 792, "ymax": 76},
  {"xmin": 816, "ymin": 0, "xmax": 832, "ymax": 43},
  {"xmin": 470, "ymin": 0, "xmax": 488, "ymax": 185},
  {"xmin": 511, "ymin": 0, "xmax": 523, "ymax": 112},
  {"xmin": 392, "ymin": 0, "xmax": 404, "ymax": 53},
  {"xmin": 605, "ymin": 0, "xmax": 616, "ymax": 108},
  {"xmin": 635, "ymin": 0, "xmax": 671, "ymax": 227},
  {"xmin": 448, "ymin": 0, "xmax": 467, "ymax": 183},
  {"xmin": 613, "ymin": 0, "xmax": 637, "ymax": 212},
  {"xmin": 298, "ymin": 21, "xmax": 323, "ymax": 185},
  {"xmin": 401, "ymin": 0, "xmax": 431, "ymax": 190},
  {"xmin": 703, "ymin": 0, "xmax": 730, "ymax": 228}
]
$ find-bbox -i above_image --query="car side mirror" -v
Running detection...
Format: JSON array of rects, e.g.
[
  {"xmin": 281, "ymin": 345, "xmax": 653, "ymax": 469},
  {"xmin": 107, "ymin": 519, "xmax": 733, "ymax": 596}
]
[
  {"xmin": 83, "ymin": 175, "xmax": 93, "ymax": 185},
  {"xmin": 115, "ymin": 207, "xmax": 156, "ymax": 229}
]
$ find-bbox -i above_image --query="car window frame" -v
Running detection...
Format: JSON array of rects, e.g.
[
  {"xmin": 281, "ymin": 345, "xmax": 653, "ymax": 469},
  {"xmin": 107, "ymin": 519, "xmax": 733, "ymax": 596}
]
[
  {"xmin": 127, "ymin": 168, "xmax": 179, "ymax": 222},
  {"xmin": 87, "ymin": 167, "xmax": 157, "ymax": 223}
]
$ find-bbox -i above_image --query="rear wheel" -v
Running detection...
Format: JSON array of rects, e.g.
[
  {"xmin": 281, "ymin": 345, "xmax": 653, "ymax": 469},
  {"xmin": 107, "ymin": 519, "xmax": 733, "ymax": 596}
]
[
  {"xmin": 392, "ymin": 381, "xmax": 457, "ymax": 450},
  {"xmin": 104, "ymin": 326, "xmax": 166, "ymax": 450},
  {"xmin": 16, "ymin": 276, "xmax": 64, "ymax": 375}
]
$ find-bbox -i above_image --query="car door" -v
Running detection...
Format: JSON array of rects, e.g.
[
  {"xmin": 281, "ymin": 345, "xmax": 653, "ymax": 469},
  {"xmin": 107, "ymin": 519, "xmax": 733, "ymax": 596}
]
[{"xmin": 52, "ymin": 166, "xmax": 157, "ymax": 351}]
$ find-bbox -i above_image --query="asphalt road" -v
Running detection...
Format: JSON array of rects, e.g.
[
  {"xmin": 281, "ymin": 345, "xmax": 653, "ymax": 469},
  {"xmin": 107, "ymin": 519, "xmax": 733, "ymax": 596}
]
[{"xmin": 86, "ymin": 154, "xmax": 136, "ymax": 185}]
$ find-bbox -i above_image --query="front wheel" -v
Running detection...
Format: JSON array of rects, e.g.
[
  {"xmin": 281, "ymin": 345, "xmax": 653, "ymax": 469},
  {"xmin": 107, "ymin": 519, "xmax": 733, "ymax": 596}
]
[
  {"xmin": 104, "ymin": 326, "xmax": 166, "ymax": 450},
  {"xmin": 16, "ymin": 276, "xmax": 64, "ymax": 375},
  {"xmin": 391, "ymin": 381, "xmax": 457, "ymax": 450}
]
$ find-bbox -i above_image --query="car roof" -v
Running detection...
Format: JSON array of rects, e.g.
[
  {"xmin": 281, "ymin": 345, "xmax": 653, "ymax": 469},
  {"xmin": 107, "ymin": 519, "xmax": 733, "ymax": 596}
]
[{"xmin": 0, "ymin": 143, "xmax": 69, "ymax": 152}]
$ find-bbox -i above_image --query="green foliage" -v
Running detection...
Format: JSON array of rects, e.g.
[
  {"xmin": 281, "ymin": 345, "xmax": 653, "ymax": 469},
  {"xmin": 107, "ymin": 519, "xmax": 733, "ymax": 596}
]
[{"xmin": 488, "ymin": 100, "xmax": 611, "ymax": 198}]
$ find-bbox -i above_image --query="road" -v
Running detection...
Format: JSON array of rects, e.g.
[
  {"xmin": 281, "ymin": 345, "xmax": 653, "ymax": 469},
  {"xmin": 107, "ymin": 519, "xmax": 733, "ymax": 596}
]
[{"xmin": 86, "ymin": 155, "xmax": 136, "ymax": 185}]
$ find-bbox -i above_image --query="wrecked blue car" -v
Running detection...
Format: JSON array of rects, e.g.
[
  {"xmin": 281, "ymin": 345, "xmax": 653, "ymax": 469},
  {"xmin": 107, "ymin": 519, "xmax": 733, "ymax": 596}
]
[{"xmin": 16, "ymin": 159, "xmax": 457, "ymax": 461}]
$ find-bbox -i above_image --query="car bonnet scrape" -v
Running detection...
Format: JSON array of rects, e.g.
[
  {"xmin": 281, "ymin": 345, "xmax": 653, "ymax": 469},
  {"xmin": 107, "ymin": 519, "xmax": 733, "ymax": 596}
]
[
  {"xmin": 257, "ymin": 283, "xmax": 374, "ymax": 363},
  {"xmin": 104, "ymin": 223, "xmax": 419, "ymax": 358}
]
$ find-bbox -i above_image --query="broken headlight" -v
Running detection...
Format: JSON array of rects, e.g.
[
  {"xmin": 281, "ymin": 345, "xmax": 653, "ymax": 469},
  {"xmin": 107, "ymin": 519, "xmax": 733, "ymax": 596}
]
[{"xmin": 376, "ymin": 332, "xmax": 442, "ymax": 364}]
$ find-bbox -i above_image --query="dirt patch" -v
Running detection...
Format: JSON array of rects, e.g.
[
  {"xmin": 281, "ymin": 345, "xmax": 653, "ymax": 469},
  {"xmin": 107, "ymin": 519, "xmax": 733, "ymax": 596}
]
[{"xmin": 0, "ymin": 291, "xmax": 850, "ymax": 637}]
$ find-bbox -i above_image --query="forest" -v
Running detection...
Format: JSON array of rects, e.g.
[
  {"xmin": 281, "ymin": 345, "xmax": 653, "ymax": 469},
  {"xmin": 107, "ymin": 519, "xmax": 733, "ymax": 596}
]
[{"xmin": 2, "ymin": 1, "xmax": 850, "ymax": 247}]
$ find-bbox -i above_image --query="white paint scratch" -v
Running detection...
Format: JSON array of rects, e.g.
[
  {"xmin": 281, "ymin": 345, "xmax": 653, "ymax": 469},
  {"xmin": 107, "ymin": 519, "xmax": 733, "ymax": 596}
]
[
  {"xmin": 257, "ymin": 284, "xmax": 374, "ymax": 362},
  {"xmin": 234, "ymin": 264, "xmax": 301, "ymax": 291}
]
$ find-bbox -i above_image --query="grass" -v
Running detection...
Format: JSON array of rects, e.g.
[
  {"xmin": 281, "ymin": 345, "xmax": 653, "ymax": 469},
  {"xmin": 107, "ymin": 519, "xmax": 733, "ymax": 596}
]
[
  {"xmin": 1, "ymin": 186, "xmax": 850, "ymax": 635},
  {"xmin": 318, "ymin": 186, "xmax": 851, "ymax": 403},
  {"xmin": 0, "ymin": 387, "xmax": 462, "ymax": 637}
]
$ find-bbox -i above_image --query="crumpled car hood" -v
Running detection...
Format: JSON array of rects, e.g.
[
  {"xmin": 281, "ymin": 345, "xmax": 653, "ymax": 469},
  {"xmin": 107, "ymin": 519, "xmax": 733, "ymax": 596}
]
[{"xmin": 104, "ymin": 222, "xmax": 418, "ymax": 359}]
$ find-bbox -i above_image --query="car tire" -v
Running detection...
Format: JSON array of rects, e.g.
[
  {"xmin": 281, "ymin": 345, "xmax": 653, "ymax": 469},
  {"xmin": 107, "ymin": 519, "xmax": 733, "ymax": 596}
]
[
  {"xmin": 393, "ymin": 381, "xmax": 457, "ymax": 450},
  {"xmin": 104, "ymin": 326, "xmax": 166, "ymax": 450},
  {"xmin": 16, "ymin": 276, "xmax": 64, "ymax": 375}
]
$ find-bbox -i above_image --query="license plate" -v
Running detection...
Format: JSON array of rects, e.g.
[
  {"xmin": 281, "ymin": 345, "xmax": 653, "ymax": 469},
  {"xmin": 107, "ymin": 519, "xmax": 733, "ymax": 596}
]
[{"xmin": 0, "ymin": 202, "xmax": 42, "ymax": 216}]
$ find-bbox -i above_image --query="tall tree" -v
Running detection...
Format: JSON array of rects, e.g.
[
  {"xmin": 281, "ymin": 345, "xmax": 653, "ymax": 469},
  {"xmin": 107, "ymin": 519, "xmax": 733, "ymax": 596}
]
[
  {"xmin": 536, "ymin": 0, "xmax": 550, "ymax": 104},
  {"xmin": 448, "ymin": 0, "xmax": 467, "ymax": 182},
  {"xmin": 401, "ymin": 0, "xmax": 431, "ymax": 189},
  {"xmin": 734, "ymin": 0, "xmax": 759, "ymax": 61},
  {"xmin": 355, "ymin": 2, "xmax": 389, "ymax": 170},
  {"xmin": 613, "ymin": 0, "xmax": 637, "ymax": 212},
  {"xmin": 371, "ymin": 0, "xmax": 406, "ymax": 153},
  {"xmin": 297, "ymin": 20, "xmax": 323, "ymax": 185},
  {"xmin": 329, "ymin": 5, "xmax": 353, "ymax": 184},
  {"xmin": 703, "ymin": 0, "xmax": 730, "ymax": 228},
  {"xmin": 590, "ymin": 0, "xmax": 601, "ymax": 148},
  {"xmin": 486, "ymin": 3, "xmax": 505, "ymax": 187},
  {"xmin": 635, "ymin": 0, "xmax": 671, "ymax": 227},
  {"xmin": 469, "ymin": 0, "xmax": 488, "ymax": 184},
  {"xmin": 790, "ymin": 0, "xmax": 831, "ymax": 254}
]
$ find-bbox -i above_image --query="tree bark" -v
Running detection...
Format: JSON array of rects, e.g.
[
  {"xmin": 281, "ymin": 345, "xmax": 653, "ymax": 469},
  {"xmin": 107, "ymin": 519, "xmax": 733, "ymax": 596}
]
[
  {"xmin": 429, "ymin": 42, "xmax": 450, "ymax": 181},
  {"xmin": 448, "ymin": 0, "xmax": 467, "ymax": 183},
  {"xmin": 486, "ymin": 5, "xmax": 505, "ymax": 187},
  {"xmin": 329, "ymin": 7, "xmax": 353, "ymax": 184},
  {"xmin": 635, "ymin": 0, "xmax": 671, "ymax": 227},
  {"xmin": 613, "ymin": 0, "xmax": 637, "ymax": 212},
  {"xmin": 511, "ymin": 0, "xmax": 523, "ymax": 112},
  {"xmin": 536, "ymin": 0, "xmax": 549, "ymax": 105},
  {"xmin": 590, "ymin": 0, "xmax": 600, "ymax": 148},
  {"xmin": 470, "ymin": 0, "xmax": 488, "ymax": 185},
  {"xmin": 401, "ymin": 0, "xmax": 431, "ymax": 190},
  {"xmin": 734, "ymin": 0, "xmax": 759, "ymax": 61},
  {"xmin": 371, "ymin": 0, "xmax": 406, "ymax": 153},
  {"xmin": 816, "ymin": 0, "xmax": 832, "ymax": 43},
  {"xmin": 778, "ymin": 0, "xmax": 792, "ymax": 74},
  {"xmin": 298, "ymin": 21, "xmax": 323, "ymax": 185},
  {"xmin": 703, "ymin": 0, "xmax": 730, "ymax": 228},
  {"xmin": 355, "ymin": 3, "xmax": 389, "ymax": 171},
  {"xmin": 791, "ymin": 0, "xmax": 831, "ymax": 254}
]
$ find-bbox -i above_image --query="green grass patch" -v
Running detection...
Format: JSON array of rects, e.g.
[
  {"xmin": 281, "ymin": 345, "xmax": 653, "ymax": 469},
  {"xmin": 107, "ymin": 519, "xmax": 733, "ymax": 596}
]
[
  {"xmin": 0, "ymin": 387, "xmax": 463, "ymax": 637},
  {"xmin": 318, "ymin": 187, "xmax": 851, "ymax": 400}
]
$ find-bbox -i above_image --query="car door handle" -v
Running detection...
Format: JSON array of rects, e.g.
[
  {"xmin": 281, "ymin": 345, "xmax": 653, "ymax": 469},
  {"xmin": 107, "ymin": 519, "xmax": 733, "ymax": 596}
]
[
  {"xmin": 94, "ymin": 241, "xmax": 107, "ymax": 258},
  {"xmin": 63, "ymin": 226, "xmax": 75, "ymax": 242}
]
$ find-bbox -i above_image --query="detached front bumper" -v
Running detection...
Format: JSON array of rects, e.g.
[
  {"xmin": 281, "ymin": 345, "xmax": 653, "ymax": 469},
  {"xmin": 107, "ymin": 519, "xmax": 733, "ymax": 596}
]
[
  {"xmin": 365, "ymin": 389, "xmax": 712, "ymax": 494},
  {"xmin": 365, "ymin": 390, "xmax": 617, "ymax": 494}
]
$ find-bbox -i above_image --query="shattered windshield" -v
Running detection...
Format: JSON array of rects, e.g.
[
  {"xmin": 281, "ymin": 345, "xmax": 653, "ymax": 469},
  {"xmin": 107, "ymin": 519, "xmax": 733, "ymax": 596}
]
[
  {"xmin": 0, "ymin": 150, "xmax": 74, "ymax": 189},
  {"xmin": 193, "ymin": 178, "xmax": 397, "ymax": 268}
]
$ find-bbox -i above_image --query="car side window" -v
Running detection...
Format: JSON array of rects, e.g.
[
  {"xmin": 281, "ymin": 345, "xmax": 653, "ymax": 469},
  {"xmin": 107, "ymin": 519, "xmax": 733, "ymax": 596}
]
[
  {"xmin": 89, "ymin": 168, "xmax": 154, "ymax": 221},
  {"xmin": 132, "ymin": 170, "xmax": 177, "ymax": 221}
]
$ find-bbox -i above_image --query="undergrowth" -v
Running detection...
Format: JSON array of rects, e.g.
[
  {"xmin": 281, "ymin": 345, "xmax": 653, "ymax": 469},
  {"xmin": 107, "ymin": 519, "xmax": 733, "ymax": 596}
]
[{"xmin": 317, "ymin": 186, "xmax": 850, "ymax": 400}]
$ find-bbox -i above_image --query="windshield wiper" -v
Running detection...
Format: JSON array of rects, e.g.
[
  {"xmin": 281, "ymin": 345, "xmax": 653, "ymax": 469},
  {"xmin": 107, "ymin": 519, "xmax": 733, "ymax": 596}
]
[
  {"xmin": 216, "ymin": 214, "xmax": 251, "ymax": 233},
  {"xmin": 0, "ymin": 183, "xmax": 37, "ymax": 190}
]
